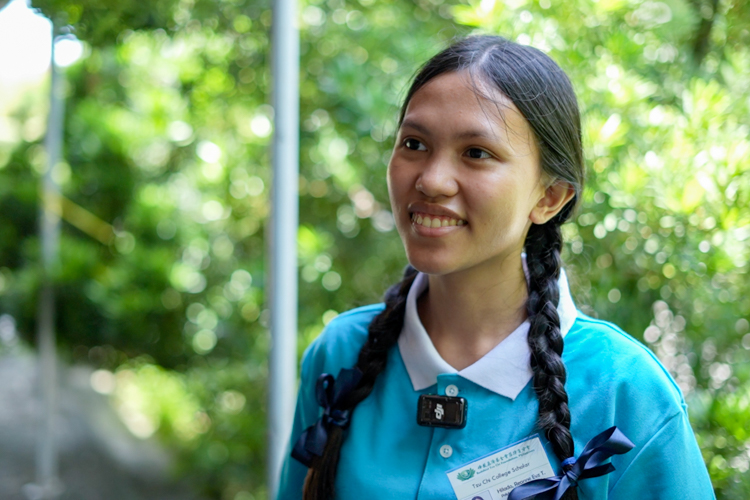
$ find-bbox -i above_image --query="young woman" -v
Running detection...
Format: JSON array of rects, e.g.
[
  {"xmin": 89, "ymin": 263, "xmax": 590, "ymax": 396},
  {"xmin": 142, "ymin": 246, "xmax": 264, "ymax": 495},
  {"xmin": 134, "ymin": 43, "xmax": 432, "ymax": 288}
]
[{"xmin": 277, "ymin": 36, "xmax": 714, "ymax": 500}]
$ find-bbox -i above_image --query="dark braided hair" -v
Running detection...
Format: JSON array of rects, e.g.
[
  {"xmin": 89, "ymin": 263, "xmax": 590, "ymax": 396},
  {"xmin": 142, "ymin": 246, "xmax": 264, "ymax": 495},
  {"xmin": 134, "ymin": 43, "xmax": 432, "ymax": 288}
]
[
  {"xmin": 303, "ymin": 35, "xmax": 584, "ymax": 499},
  {"xmin": 526, "ymin": 222, "xmax": 577, "ymax": 500}
]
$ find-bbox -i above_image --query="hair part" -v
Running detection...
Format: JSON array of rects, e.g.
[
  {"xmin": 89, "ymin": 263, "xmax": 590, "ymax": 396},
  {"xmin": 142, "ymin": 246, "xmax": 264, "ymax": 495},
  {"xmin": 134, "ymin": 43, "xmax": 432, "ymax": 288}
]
[{"xmin": 303, "ymin": 35, "xmax": 584, "ymax": 500}]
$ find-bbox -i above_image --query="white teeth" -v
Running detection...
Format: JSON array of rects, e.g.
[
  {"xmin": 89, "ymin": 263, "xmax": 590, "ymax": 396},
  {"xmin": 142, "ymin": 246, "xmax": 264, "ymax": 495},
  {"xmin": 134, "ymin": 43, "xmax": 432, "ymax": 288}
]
[{"xmin": 411, "ymin": 213, "xmax": 466, "ymax": 228}]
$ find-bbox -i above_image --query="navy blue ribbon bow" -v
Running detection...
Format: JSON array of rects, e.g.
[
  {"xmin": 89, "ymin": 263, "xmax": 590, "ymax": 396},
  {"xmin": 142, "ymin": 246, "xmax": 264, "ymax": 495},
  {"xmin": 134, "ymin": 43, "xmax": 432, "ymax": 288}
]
[
  {"xmin": 508, "ymin": 426, "xmax": 634, "ymax": 500},
  {"xmin": 291, "ymin": 367, "xmax": 363, "ymax": 467}
]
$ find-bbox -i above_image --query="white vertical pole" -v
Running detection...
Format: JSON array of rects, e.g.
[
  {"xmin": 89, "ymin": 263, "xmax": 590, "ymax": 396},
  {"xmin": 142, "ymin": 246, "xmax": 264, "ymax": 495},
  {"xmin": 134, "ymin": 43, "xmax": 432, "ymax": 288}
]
[
  {"xmin": 267, "ymin": 0, "xmax": 299, "ymax": 497},
  {"xmin": 35, "ymin": 21, "xmax": 64, "ymax": 500}
]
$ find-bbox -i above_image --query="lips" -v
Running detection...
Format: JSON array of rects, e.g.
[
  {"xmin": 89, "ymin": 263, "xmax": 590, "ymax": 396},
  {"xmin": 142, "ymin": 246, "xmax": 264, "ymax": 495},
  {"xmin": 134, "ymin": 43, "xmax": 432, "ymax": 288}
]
[{"xmin": 410, "ymin": 211, "xmax": 467, "ymax": 228}]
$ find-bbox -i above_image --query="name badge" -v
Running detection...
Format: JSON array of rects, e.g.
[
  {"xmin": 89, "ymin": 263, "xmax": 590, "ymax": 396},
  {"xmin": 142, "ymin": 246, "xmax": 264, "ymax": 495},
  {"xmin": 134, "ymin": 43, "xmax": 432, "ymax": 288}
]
[{"xmin": 445, "ymin": 435, "xmax": 554, "ymax": 500}]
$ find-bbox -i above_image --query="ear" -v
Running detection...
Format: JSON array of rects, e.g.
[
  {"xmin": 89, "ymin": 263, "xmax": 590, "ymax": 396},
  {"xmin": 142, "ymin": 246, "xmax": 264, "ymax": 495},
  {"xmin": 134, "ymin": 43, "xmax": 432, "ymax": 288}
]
[{"xmin": 529, "ymin": 181, "xmax": 576, "ymax": 225}]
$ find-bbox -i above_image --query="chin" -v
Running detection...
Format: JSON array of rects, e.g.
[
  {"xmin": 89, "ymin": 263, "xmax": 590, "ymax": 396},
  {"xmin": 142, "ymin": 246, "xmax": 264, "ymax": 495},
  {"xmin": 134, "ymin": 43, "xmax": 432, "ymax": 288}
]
[{"xmin": 405, "ymin": 252, "xmax": 458, "ymax": 276}]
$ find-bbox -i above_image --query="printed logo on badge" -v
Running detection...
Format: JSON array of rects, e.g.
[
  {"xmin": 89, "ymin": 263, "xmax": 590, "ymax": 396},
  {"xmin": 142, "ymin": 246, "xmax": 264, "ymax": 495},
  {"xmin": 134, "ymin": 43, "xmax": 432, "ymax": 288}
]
[
  {"xmin": 445, "ymin": 435, "xmax": 554, "ymax": 500},
  {"xmin": 456, "ymin": 468, "xmax": 475, "ymax": 481}
]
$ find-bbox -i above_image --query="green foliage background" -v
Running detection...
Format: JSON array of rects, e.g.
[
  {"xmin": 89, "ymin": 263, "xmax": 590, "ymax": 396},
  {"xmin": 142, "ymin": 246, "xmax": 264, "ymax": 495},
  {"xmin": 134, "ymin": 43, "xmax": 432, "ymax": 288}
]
[{"xmin": 0, "ymin": 0, "xmax": 748, "ymax": 498}]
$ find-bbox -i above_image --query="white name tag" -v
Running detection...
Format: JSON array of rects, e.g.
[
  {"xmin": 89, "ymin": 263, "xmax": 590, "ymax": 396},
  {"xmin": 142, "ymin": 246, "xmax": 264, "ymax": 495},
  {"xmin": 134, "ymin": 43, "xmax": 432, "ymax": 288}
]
[{"xmin": 446, "ymin": 435, "xmax": 555, "ymax": 500}]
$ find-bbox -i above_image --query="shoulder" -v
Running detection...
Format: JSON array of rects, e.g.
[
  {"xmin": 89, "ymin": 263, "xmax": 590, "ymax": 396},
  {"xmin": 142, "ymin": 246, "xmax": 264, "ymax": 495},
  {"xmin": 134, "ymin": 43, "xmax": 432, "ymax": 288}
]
[
  {"xmin": 300, "ymin": 303, "xmax": 385, "ymax": 380},
  {"xmin": 565, "ymin": 312, "xmax": 685, "ymax": 415},
  {"xmin": 563, "ymin": 316, "xmax": 714, "ymax": 498}
]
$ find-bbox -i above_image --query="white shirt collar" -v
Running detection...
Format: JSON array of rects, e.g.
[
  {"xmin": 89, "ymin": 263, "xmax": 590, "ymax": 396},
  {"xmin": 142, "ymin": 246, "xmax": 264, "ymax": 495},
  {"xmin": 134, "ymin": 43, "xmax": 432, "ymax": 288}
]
[{"xmin": 397, "ymin": 268, "xmax": 577, "ymax": 400}]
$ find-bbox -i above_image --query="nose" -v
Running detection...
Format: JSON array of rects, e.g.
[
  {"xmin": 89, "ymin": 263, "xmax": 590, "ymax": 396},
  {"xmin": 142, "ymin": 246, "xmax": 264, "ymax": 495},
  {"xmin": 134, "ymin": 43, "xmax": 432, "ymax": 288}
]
[{"xmin": 415, "ymin": 154, "xmax": 459, "ymax": 199}]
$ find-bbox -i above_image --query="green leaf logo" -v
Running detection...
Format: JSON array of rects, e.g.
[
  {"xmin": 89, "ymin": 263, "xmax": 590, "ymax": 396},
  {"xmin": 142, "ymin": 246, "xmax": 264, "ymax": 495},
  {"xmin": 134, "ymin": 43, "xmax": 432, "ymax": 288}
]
[{"xmin": 456, "ymin": 468, "xmax": 475, "ymax": 481}]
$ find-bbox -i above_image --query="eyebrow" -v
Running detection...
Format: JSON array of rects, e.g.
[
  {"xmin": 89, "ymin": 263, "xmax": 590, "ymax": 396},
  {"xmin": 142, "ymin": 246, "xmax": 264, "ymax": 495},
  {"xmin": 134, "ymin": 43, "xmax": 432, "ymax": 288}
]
[
  {"xmin": 400, "ymin": 119, "xmax": 496, "ymax": 141},
  {"xmin": 400, "ymin": 119, "xmax": 431, "ymax": 137}
]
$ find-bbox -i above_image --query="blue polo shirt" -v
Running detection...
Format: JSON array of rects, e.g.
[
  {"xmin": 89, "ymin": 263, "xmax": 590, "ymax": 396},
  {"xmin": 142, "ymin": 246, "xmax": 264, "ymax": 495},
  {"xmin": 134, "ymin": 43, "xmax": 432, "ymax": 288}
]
[{"xmin": 277, "ymin": 272, "xmax": 715, "ymax": 499}]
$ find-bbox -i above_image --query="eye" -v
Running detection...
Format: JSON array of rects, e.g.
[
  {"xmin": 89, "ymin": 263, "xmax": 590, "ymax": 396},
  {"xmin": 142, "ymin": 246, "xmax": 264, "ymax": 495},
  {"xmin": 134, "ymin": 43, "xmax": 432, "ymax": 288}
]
[
  {"xmin": 466, "ymin": 148, "xmax": 491, "ymax": 159},
  {"xmin": 404, "ymin": 138, "xmax": 427, "ymax": 151}
]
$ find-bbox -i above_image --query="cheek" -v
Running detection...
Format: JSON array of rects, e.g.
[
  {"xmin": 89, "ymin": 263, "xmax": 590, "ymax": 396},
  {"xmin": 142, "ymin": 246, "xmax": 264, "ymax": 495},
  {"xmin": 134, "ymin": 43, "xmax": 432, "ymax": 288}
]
[
  {"xmin": 386, "ymin": 154, "xmax": 398, "ymax": 189},
  {"xmin": 386, "ymin": 165, "xmax": 398, "ymax": 205},
  {"xmin": 470, "ymin": 184, "xmax": 529, "ymax": 233},
  {"xmin": 387, "ymin": 162, "xmax": 410, "ymax": 206}
]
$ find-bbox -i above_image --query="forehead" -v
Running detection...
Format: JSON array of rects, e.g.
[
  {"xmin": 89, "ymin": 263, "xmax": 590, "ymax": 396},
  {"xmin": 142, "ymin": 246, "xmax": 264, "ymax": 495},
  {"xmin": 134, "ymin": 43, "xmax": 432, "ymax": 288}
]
[{"xmin": 402, "ymin": 71, "xmax": 533, "ymax": 143}]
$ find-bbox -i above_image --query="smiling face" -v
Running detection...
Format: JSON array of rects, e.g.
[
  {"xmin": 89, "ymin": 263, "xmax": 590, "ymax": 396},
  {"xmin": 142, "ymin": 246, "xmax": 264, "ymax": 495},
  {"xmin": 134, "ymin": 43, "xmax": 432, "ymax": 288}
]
[{"xmin": 388, "ymin": 71, "xmax": 558, "ymax": 278}]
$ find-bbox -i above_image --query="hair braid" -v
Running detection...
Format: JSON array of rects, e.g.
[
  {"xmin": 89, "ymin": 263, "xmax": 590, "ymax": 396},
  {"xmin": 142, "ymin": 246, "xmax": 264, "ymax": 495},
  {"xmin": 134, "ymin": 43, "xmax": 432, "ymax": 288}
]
[
  {"xmin": 525, "ymin": 221, "xmax": 578, "ymax": 500},
  {"xmin": 302, "ymin": 266, "xmax": 418, "ymax": 500}
]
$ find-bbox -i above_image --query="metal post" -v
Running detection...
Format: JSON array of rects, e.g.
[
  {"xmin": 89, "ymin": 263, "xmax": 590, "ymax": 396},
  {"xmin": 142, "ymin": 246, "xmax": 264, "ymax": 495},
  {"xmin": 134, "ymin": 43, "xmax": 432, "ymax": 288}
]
[
  {"xmin": 32, "ymin": 21, "xmax": 64, "ymax": 500},
  {"xmin": 267, "ymin": 0, "xmax": 299, "ymax": 497}
]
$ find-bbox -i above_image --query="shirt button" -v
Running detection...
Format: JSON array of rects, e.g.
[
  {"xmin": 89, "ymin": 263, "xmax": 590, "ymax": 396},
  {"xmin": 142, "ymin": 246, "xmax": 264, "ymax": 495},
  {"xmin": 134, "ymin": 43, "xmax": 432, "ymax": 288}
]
[
  {"xmin": 445, "ymin": 384, "xmax": 459, "ymax": 397},
  {"xmin": 440, "ymin": 444, "xmax": 453, "ymax": 458}
]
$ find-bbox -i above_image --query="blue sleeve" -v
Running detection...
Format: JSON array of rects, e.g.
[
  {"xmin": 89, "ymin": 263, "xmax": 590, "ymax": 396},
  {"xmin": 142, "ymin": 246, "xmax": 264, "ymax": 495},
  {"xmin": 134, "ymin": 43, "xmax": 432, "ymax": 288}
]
[
  {"xmin": 609, "ymin": 407, "xmax": 715, "ymax": 499},
  {"xmin": 275, "ymin": 346, "xmax": 320, "ymax": 500}
]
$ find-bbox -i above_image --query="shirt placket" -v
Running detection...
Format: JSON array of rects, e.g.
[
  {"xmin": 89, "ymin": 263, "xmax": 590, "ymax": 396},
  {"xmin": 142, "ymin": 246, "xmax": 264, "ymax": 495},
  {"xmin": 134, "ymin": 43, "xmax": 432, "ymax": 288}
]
[{"xmin": 417, "ymin": 374, "xmax": 467, "ymax": 500}]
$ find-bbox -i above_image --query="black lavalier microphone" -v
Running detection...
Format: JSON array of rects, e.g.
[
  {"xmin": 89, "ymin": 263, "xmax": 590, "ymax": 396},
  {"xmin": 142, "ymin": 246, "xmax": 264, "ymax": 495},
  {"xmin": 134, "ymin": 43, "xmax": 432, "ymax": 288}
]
[{"xmin": 417, "ymin": 394, "xmax": 467, "ymax": 428}]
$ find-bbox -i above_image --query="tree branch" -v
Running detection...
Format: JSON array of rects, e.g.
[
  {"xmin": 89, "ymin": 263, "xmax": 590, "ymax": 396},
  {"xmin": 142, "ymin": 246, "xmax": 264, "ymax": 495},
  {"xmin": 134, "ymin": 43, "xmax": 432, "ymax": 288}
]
[{"xmin": 692, "ymin": 0, "xmax": 720, "ymax": 65}]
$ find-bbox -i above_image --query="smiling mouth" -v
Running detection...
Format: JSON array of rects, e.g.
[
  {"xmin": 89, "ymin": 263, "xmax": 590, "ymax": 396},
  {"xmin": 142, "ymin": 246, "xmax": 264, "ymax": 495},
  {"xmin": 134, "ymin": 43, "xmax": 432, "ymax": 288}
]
[{"xmin": 410, "ymin": 211, "xmax": 467, "ymax": 228}]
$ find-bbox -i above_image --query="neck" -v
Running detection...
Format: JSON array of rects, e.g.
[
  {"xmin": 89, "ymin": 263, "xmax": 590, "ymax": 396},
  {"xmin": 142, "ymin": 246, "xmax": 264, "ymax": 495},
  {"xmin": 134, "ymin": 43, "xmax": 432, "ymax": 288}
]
[{"xmin": 417, "ymin": 254, "xmax": 529, "ymax": 370}]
